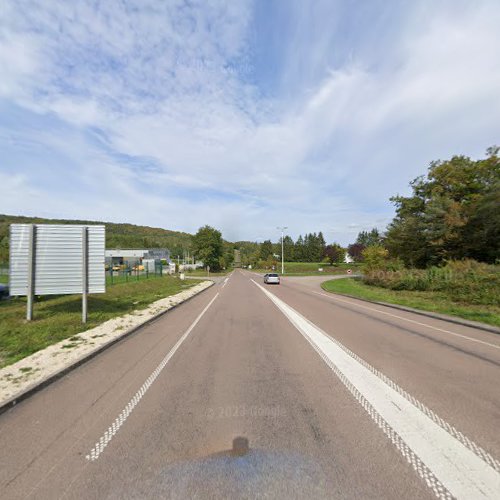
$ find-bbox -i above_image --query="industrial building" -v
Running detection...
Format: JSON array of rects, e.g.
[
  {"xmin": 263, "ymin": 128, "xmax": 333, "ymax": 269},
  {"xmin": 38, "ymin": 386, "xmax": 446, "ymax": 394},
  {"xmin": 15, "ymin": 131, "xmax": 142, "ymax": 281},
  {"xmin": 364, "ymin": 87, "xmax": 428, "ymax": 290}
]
[{"xmin": 105, "ymin": 248, "xmax": 171, "ymax": 271}]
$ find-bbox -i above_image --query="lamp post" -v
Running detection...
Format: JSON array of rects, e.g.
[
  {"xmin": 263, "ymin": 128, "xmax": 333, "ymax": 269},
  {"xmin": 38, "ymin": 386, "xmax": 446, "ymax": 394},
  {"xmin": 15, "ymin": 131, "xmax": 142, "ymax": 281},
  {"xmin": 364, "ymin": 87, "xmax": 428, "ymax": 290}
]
[{"xmin": 277, "ymin": 226, "xmax": 288, "ymax": 275}]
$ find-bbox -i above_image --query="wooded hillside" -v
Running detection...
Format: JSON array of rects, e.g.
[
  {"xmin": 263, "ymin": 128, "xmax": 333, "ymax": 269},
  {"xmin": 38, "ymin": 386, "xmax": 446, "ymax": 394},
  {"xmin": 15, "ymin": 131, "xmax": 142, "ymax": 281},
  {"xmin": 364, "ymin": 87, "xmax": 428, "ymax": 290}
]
[{"xmin": 0, "ymin": 214, "xmax": 194, "ymax": 263}]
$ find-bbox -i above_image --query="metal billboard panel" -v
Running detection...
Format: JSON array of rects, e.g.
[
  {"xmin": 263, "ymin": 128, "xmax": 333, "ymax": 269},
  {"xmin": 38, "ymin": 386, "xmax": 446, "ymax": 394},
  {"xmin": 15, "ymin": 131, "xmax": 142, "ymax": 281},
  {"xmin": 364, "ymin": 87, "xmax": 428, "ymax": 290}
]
[{"xmin": 10, "ymin": 224, "xmax": 105, "ymax": 296}]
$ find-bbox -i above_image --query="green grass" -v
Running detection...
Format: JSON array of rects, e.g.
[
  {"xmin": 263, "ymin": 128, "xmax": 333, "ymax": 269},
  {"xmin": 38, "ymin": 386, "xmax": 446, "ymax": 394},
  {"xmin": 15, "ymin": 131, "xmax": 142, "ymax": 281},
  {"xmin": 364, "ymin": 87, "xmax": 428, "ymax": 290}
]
[
  {"xmin": 0, "ymin": 276, "xmax": 200, "ymax": 369},
  {"xmin": 105, "ymin": 272, "xmax": 167, "ymax": 286},
  {"xmin": 252, "ymin": 262, "xmax": 360, "ymax": 276},
  {"xmin": 185, "ymin": 269, "xmax": 231, "ymax": 277},
  {"xmin": 363, "ymin": 260, "xmax": 499, "ymax": 306},
  {"xmin": 321, "ymin": 278, "xmax": 500, "ymax": 327},
  {"xmin": 0, "ymin": 270, "xmax": 167, "ymax": 287}
]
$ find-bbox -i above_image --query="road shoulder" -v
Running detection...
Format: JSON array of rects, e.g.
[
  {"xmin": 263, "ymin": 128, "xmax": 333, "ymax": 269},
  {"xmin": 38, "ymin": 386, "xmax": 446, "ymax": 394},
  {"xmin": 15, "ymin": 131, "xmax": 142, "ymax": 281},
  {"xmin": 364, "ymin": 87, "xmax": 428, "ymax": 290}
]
[
  {"xmin": 0, "ymin": 280, "xmax": 214, "ymax": 413},
  {"xmin": 320, "ymin": 281, "xmax": 500, "ymax": 334}
]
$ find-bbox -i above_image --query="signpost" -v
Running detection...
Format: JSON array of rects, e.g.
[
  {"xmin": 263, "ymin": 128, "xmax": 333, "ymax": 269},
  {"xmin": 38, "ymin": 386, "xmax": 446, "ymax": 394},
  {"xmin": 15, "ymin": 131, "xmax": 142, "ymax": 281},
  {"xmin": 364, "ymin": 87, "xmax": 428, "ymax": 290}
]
[
  {"xmin": 82, "ymin": 227, "xmax": 89, "ymax": 323},
  {"xmin": 26, "ymin": 224, "xmax": 36, "ymax": 321},
  {"xmin": 10, "ymin": 224, "xmax": 105, "ymax": 323}
]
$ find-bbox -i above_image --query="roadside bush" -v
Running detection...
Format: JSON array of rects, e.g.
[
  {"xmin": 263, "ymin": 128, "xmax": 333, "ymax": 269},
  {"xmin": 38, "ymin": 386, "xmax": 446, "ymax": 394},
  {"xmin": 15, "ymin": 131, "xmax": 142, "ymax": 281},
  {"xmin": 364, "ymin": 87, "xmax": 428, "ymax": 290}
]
[
  {"xmin": 257, "ymin": 257, "xmax": 278, "ymax": 270},
  {"xmin": 362, "ymin": 245, "xmax": 389, "ymax": 271},
  {"xmin": 363, "ymin": 259, "xmax": 499, "ymax": 305}
]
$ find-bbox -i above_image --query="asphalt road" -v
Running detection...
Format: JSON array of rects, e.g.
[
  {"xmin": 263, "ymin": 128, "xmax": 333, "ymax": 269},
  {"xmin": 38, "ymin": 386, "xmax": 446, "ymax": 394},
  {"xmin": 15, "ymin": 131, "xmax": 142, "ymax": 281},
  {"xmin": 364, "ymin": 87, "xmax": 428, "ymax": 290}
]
[{"xmin": 1, "ymin": 270, "xmax": 499, "ymax": 499}]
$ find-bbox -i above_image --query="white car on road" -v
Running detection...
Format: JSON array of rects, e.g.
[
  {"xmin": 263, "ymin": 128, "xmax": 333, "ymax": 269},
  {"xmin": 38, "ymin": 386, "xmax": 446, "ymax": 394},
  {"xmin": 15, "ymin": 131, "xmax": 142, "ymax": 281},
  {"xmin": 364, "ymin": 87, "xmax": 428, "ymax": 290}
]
[{"xmin": 264, "ymin": 273, "xmax": 280, "ymax": 285}]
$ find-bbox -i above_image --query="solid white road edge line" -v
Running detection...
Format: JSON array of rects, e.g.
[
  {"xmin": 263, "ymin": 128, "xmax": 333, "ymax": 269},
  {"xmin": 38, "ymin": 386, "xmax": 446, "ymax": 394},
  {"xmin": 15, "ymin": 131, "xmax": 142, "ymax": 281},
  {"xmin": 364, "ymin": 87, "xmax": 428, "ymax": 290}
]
[
  {"xmin": 85, "ymin": 292, "xmax": 219, "ymax": 462},
  {"xmin": 252, "ymin": 280, "xmax": 500, "ymax": 500},
  {"xmin": 311, "ymin": 290, "xmax": 500, "ymax": 350}
]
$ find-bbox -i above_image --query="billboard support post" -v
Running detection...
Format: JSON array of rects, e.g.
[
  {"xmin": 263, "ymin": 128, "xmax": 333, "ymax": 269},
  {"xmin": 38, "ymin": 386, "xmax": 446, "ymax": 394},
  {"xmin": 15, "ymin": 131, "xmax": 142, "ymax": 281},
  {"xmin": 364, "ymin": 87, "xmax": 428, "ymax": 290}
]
[
  {"xmin": 26, "ymin": 224, "xmax": 36, "ymax": 321},
  {"xmin": 10, "ymin": 224, "xmax": 105, "ymax": 322},
  {"xmin": 82, "ymin": 227, "xmax": 88, "ymax": 323}
]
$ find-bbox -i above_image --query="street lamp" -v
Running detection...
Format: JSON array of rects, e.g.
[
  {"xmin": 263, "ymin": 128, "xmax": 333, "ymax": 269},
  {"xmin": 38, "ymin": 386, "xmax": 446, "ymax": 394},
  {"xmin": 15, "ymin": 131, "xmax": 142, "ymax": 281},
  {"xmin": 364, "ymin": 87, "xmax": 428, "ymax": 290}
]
[{"xmin": 277, "ymin": 226, "xmax": 288, "ymax": 275}]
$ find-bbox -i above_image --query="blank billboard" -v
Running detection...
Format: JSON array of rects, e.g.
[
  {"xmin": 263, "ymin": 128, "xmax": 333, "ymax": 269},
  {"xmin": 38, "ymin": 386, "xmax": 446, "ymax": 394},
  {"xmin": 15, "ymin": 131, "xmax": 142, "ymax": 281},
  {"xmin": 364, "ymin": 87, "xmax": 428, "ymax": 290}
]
[{"xmin": 10, "ymin": 224, "xmax": 105, "ymax": 296}]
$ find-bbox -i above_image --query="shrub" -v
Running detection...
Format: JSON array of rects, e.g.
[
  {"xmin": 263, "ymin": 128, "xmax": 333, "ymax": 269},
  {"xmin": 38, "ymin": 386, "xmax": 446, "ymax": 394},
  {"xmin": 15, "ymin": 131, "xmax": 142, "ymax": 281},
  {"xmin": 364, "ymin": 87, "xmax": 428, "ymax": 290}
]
[
  {"xmin": 362, "ymin": 245, "xmax": 389, "ymax": 271},
  {"xmin": 363, "ymin": 259, "xmax": 499, "ymax": 305}
]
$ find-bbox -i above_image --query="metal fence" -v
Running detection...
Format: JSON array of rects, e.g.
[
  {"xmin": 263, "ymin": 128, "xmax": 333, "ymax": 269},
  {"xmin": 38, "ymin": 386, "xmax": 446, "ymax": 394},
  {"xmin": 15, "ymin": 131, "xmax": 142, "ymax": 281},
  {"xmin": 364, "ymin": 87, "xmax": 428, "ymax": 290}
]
[
  {"xmin": 105, "ymin": 260, "xmax": 167, "ymax": 285},
  {"xmin": 0, "ymin": 262, "xmax": 170, "ymax": 288}
]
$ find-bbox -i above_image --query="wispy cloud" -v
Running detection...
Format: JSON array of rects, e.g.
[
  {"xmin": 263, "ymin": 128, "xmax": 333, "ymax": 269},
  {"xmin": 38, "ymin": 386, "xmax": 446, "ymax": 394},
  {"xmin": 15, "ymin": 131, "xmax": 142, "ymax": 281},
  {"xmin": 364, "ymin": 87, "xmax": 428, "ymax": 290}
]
[{"xmin": 1, "ymin": 0, "xmax": 499, "ymax": 244}]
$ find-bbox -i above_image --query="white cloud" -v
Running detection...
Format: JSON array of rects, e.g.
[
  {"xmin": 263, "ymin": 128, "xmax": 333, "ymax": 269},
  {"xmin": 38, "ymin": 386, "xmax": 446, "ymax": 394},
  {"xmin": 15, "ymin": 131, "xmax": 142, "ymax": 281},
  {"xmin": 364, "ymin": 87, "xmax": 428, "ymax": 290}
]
[
  {"xmin": 0, "ymin": 33, "xmax": 41, "ymax": 99},
  {"xmin": 1, "ymin": 0, "xmax": 499, "ymax": 244}
]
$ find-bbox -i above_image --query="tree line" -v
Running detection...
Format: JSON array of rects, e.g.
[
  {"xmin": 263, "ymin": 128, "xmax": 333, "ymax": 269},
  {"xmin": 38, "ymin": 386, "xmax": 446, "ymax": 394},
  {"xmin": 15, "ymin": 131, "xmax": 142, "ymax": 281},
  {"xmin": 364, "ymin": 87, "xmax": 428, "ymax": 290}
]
[
  {"xmin": 235, "ymin": 233, "xmax": 347, "ymax": 267},
  {"xmin": 384, "ymin": 146, "xmax": 499, "ymax": 267},
  {"xmin": 258, "ymin": 232, "xmax": 328, "ymax": 262},
  {"xmin": 237, "ymin": 146, "xmax": 499, "ymax": 269}
]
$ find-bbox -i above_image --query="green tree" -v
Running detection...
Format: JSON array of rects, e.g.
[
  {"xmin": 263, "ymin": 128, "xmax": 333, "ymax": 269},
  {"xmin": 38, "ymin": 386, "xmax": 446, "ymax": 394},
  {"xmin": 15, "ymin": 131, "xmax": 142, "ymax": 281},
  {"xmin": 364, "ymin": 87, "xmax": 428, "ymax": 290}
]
[
  {"xmin": 282, "ymin": 235, "xmax": 295, "ymax": 262},
  {"xmin": 192, "ymin": 225, "xmax": 224, "ymax": 271},
  {"xmin": 362, "ymin": 245, "xmax": 389, "ymax": 271},
  {"xmin": 317, "ymin": 231, "xmax": 326, "ymax": 260},
  {"xmin": 260, "ymin": 240, "xmax": 274, "ymax": 260},
  {"xmin": 465, "ymin": 184, "xmax": 500, "ymax": 262},
  {"xmin": 295, "ymin": 235, "xmax": 304, "ymax": 261},
  {"xmin": 356, "ymin": 228, "xmax": 383, "ymax": 247},
  {"xmin": 292, "ymin": 232, "xmax": 327, "ymax": 262},
  {"xmin": 347, "ymin": 243, "xmax": 365, "ymax": 262},
  {"xmin": 236, "ymin": 241, "xmax": 261, "ymax": 267},
  {"xmin": 302, "ymin": 232, "xmax": 323, "ymax": 262},
  {"xmin": 324, "ymin": 243, "xmax": 344, "ymax": 265},
  {"xmin": 385, "ymin": 147, "xmax": 500, "ymax": 266}
]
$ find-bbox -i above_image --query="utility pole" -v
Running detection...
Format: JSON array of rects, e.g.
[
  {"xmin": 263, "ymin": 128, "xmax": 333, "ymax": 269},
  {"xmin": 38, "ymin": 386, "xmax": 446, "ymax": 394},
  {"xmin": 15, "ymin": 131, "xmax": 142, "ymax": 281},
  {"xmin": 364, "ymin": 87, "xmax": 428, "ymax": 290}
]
[{"xmin": 277, "ymin": 226, "xmax": 288, "ymax": 275}]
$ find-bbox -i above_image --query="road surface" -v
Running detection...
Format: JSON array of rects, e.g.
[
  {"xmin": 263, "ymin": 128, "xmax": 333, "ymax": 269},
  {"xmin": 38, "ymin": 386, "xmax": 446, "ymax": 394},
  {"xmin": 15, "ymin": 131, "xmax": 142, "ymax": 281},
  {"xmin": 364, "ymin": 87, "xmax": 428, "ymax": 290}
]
[{"xmin": 1, "ymin": 270, "xmax": 499, "ymax": 499}]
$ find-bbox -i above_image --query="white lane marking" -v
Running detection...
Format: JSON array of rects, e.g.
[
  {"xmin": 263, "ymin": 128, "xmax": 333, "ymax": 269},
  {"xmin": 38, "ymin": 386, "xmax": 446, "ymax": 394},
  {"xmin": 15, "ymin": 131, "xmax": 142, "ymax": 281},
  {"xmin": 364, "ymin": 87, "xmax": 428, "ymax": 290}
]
[
  {"xmin": 85, "ymin": 292, "xmax": 219, "ymax": 462},
  {"xmin": 252, "ymin": 280, "xmax": 500, "ymax": 500},
  {"xmin": 221, "ymin": 277, "xmax": 229, "ymax": 288},
  {"xmin": 312, "ymin": 290, "xmax": 500, "ymax": 350}
]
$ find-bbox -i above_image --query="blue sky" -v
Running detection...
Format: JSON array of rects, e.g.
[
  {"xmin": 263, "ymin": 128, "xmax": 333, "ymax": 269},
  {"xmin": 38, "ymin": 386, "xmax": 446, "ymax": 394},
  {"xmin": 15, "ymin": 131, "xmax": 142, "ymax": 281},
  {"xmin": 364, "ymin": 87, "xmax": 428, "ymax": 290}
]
[{"xmin": 1, "ymin": 0, "xmax": 499, "ymax": 245}]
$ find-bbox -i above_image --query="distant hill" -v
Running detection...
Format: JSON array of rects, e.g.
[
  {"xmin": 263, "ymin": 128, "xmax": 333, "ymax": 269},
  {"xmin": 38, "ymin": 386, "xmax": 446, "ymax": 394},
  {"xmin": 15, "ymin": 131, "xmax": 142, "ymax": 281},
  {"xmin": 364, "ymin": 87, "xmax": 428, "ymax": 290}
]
[{"xmin": 0, "ymin": 214, "xmax": 194, "ymax": 263}]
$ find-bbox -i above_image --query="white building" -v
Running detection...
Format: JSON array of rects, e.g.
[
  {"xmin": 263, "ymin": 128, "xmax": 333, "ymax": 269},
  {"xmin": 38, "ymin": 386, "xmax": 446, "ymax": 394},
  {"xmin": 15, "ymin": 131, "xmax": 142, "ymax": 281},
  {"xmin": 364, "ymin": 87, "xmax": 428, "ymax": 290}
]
[
  {"xmin": 344, "ymin": 252, "xmax": 354, "ymax": 263},
  {"xmin": 105, "ymin": 249, "xmax": 149, "ymax": 264}
]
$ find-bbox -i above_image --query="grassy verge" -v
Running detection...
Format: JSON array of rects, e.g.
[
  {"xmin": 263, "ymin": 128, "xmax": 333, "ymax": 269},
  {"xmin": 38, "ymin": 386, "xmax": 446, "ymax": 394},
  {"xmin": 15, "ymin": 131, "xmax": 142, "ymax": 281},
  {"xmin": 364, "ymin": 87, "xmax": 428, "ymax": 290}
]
[
  {"xmin": 105, "ymin": 272, "xmax": 167, "ymax": 286},
  {"xmin": 321, "ymin": 278, "xmax": 500, "ymax": 327},
  {"xmin": 0, "ymin": 271, "xmax": 167, "ymax": 286},
  {"xmin": 185, "ymin": 269, "xmax": 231, "ymax": 277},
  {"xmin": 283, "ymin": 270, "xmax": 359, "ymax": 277},
  {"xmin": 0, "ymin": 276, "xmax": 200, "ymax": 368}
]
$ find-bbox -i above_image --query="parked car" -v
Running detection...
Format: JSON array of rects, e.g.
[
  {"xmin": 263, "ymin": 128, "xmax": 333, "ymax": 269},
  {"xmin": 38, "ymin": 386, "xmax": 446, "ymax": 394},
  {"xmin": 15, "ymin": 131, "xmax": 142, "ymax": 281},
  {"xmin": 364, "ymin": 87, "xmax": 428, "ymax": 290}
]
[
  {"xmin": 264, "ymin": 273, "xmax": 280, "ymax": 285},
  {"xmin": 0, "ymin": 283, "xmax": 9, "ymax": 299}
]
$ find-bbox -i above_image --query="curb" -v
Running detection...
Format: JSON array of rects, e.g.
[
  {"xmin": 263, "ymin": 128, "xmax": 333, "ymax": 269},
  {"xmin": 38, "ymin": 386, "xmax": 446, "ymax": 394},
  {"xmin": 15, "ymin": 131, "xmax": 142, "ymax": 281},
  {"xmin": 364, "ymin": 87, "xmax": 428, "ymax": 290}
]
[
  {"xmin": 320, "ymin": 283, "xmax": 500, "ymax": 335},
  {"xmin": 0, "ymin": 281, "xmax": 215, "ymax": 416}
]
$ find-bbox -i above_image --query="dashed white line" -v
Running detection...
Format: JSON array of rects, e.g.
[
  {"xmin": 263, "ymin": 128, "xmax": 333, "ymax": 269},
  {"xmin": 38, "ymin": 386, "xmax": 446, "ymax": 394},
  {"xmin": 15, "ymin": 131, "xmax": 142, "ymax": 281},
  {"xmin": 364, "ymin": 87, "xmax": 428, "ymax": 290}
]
[
  {"xmin": 311, "ymin": 290, "xmax": 500, "ymax": 350},
  {"xmin": 85, "ymin": 292, "xmax": 219, "ymax": 462},
  {"xmin": 252, "ymin": 279, "xmax": 500, "ymax": 499}
]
